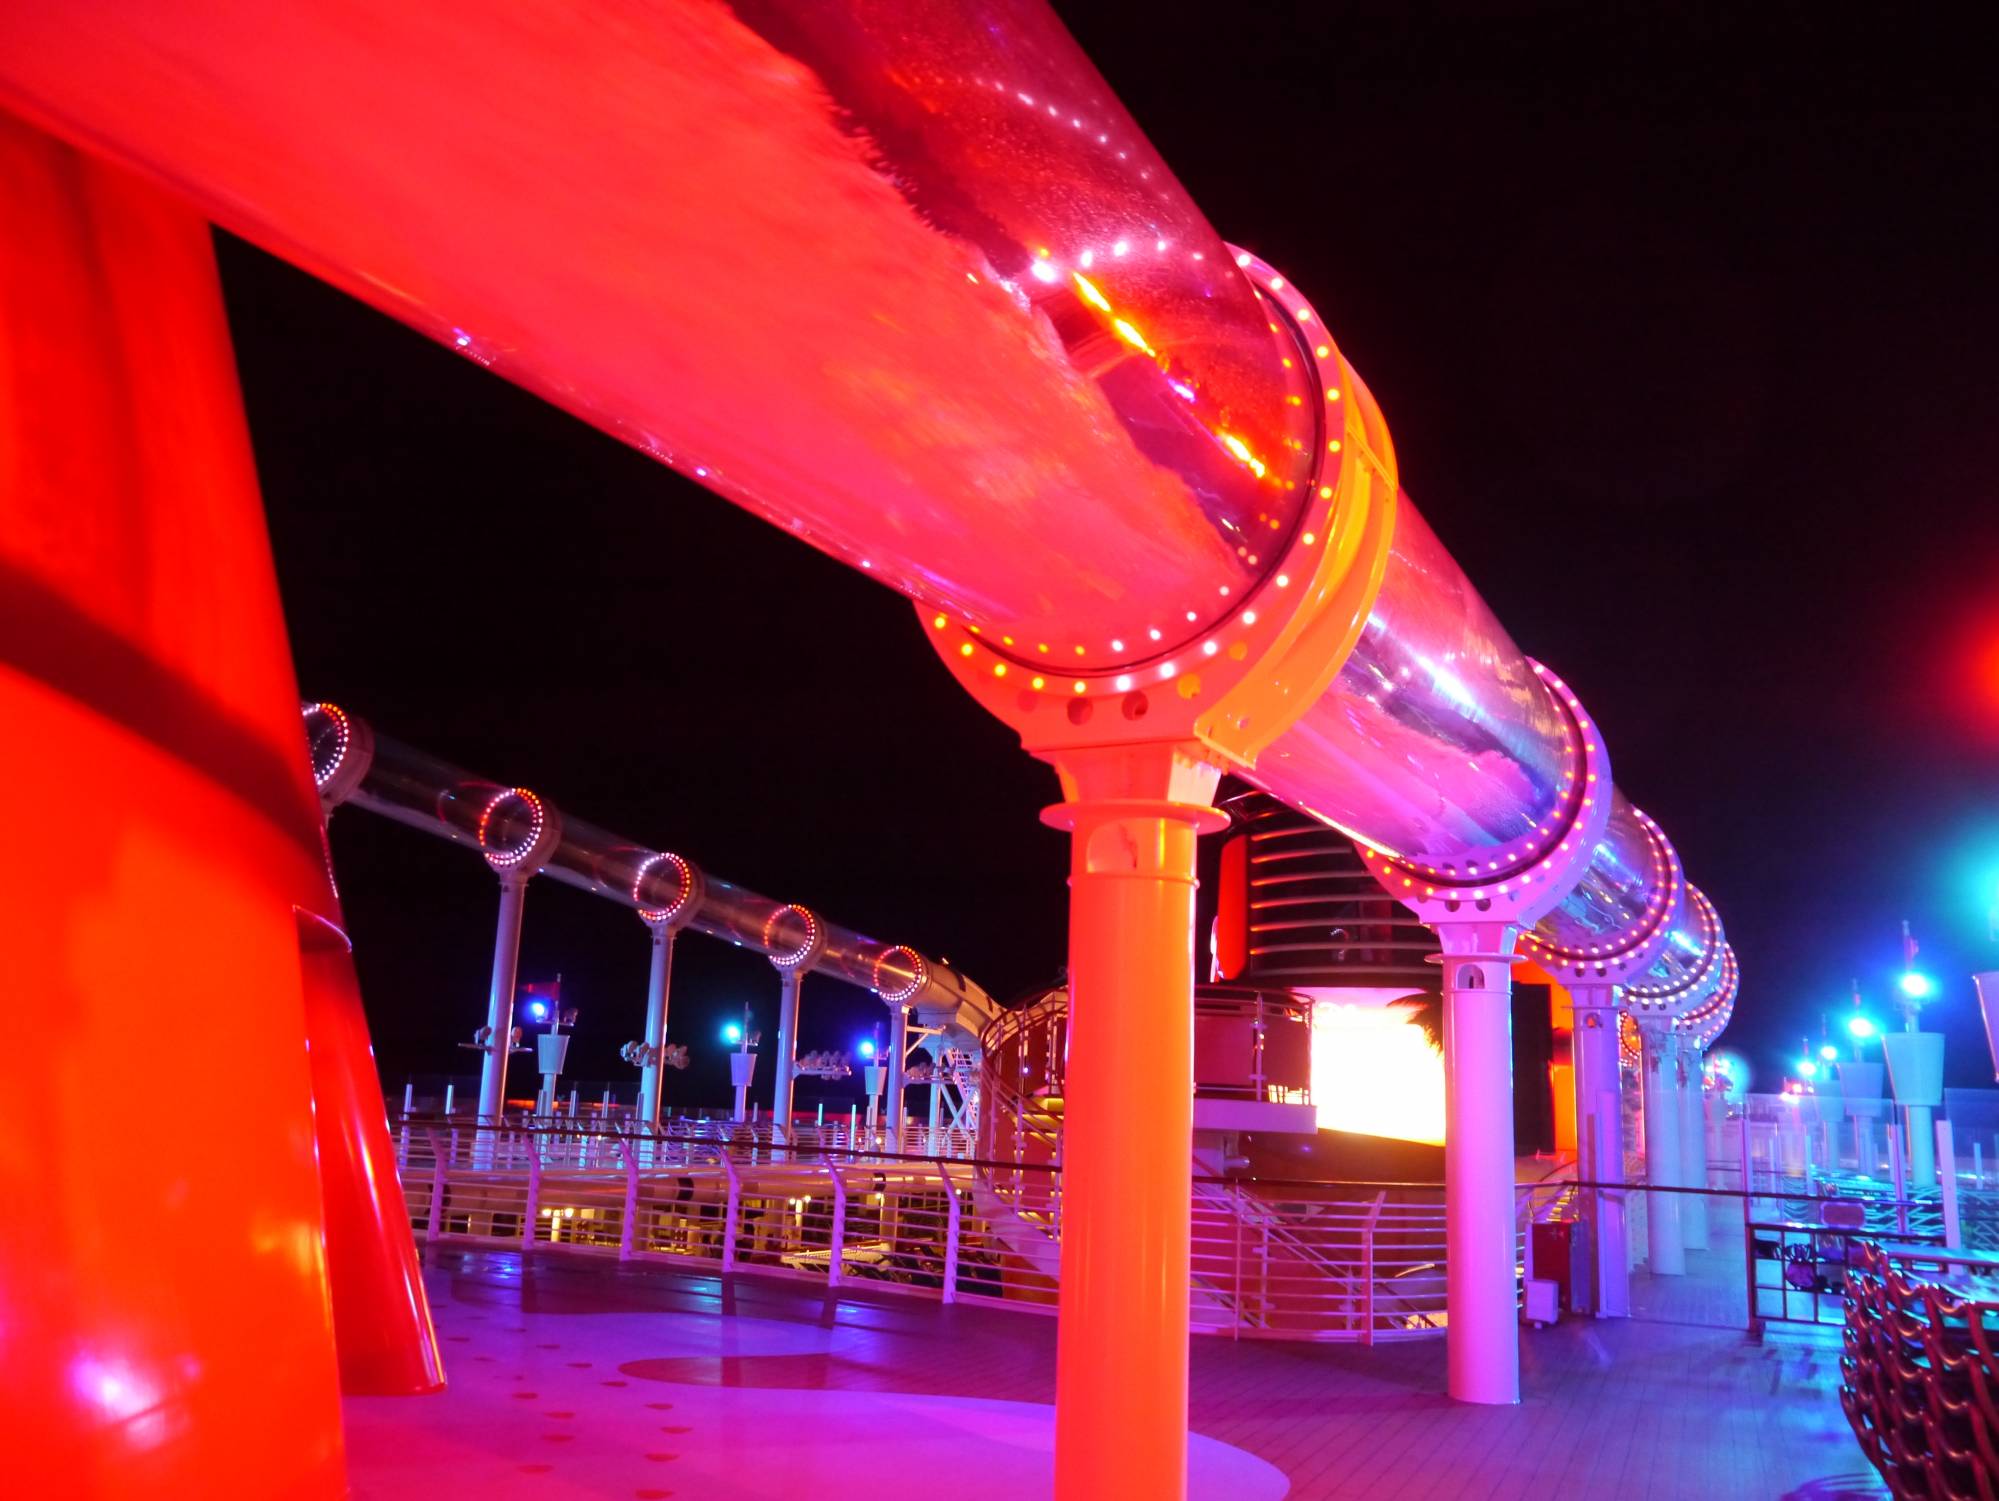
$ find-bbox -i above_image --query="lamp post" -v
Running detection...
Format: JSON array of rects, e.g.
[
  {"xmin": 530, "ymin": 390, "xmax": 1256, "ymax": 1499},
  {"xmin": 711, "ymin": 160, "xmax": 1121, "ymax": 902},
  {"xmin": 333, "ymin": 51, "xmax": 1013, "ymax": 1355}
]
[
  {"xmin": 1840, "ymin": 1009, "xmax": 1886, "ymax": 1174},
  {"xmin": 726, "ymin": 1007, "xmax": 758, "ymax": 1123},
  {"xmin": 1882, "ymin": 923, "xmax": 1943, "ymax": 1190}
]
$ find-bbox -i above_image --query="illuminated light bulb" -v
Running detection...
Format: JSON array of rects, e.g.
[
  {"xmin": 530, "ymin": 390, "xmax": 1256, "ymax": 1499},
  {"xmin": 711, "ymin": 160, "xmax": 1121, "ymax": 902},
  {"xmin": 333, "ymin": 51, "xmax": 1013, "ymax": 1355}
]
[
  {"xmin": 1114, "ymin": 240, "xmax": 1130, "ymax": 256},
  {"xmin": 959, "ymin": 643, "xmax": 975, "ymax": 657},
  {"xmin": 1848, "ymin": 1015, "xmax": 1878, "ymax": 1040},
  {"xmin": 1328, "ymin": 439, "xmax": 1342, "ymax": 452},
  {"xmin": 1276, "ymin": 574, "xmax": 1291, "ymax": 588},
  {"xmin": 1243, "ymin": 610, "xmax": 1258, "ymax": 625},
  {"xmin": 1037, "ymin": 643, "xmax": 1049, "ymax": 653},
  {"xmin": 1030, "ymin": 261, "xmax": 1059, "ymax": 284},
  {"xmin": 1080, "ymin": 249, "xmax": 1095, "ymax": 268},
  {"xmin": 1269, "ymin": 276, "xmax": 1285, "ymax": 290},
  {"xmin": 1002, "ymin": 635, "xmax": 1015, "ymax": 646},
  {"xmin": 932, "ymin": 614, "xmax": 948, "ymax": 629},
  {"xmin": 1315, "ymin": 344, "xmax": 1331, "ymax": 358},
  {"xmin": 1148, "ymin": 628, "xmax": 1162, "ymax": 641},
  {"xmin": 1186, "ymin": 610, "xmax": 1198, "ymax": 622},
  {"xmin": 1072, "ymin": 273, "xmax": 1112, "ymax": 312},
  {"xmin": 1156, "ymin": 238, "xmax": 1168, "ymax": 252},
  {"xmin": 1073, "ymin": 682, "xmax": 1087, "ymax": 694},
  {"xmin": 1115, "ymin": 675, "xmax": 1134, "ymax": 691},
  {"xmin": 1900, "ymin": 972, "xmax": 1935, "ymax": 999},
  {"xmin": 1160, "ymin": 663, "xmax": 1177, "ymax": 680},
  {"xmin": 1326, "ymin": 388, "xmax": 1342, "ymax": 402},
  {"xmin": 1304, "ymin": 533, "xmax": 1317, "ymax": 546},
  {"xmin": 1219, "ymin": 585, "xmax": 1231, "ymax": 596},
  {"xmin": 1319, "ymin": 485, "xmax": 1333, "ymax": 499},
  {"xmin": 993, "ymin": 663, "xmax": 1007, "ymax": 677},
  {"xmin": 1236, "ymin": 252, "xmax": 1252, "ymax": 267},
  {"xmin": 1031, "ymin": 676, "xmax": 1046, "ymax": 690},
  {"xmin": 1111, "ymin": 639, "xmax": 1125, "ymax": 652},
  {"xmin": 1203, "ymin": 641, "xmax": 1219, "ymax": 656},
  {"xmin": 1296, "ymin": 307, "xmax": 1313, "ymax": 323}
]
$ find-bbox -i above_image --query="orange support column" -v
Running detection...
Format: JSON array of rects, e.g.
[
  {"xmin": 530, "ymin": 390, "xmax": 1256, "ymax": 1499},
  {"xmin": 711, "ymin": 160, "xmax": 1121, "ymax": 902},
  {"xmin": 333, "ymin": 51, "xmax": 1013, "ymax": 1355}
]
[
  {"xmin": 0, "ymin": 112, "xmax": 346, "ymax": 1492},
  {"xmin": 1044, "ymin": 747, "xmax": 1224, "ymax": 1501}
]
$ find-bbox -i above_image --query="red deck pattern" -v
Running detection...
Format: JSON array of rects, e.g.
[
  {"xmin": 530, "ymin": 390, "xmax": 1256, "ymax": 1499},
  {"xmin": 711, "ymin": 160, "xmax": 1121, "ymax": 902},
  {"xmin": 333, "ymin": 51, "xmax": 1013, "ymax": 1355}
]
[{"xmin": 346, "ymin": 1249, "xmax": 1887, "ymax": 1499}]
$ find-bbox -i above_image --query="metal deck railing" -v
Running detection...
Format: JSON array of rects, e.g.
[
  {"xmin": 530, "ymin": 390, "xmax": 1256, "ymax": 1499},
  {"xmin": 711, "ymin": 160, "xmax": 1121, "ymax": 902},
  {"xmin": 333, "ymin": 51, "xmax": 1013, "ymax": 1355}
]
[{"xmin": 390, "ymin": 1114, "xmax": 1490, "ymax": 1341}]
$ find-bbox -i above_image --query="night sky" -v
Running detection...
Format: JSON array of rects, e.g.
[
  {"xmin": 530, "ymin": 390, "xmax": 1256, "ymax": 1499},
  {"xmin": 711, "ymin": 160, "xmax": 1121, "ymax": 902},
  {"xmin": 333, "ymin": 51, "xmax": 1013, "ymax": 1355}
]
[{"xmin": 219, "ymin": 4, "xmax": 1998, "ymax": 1108}]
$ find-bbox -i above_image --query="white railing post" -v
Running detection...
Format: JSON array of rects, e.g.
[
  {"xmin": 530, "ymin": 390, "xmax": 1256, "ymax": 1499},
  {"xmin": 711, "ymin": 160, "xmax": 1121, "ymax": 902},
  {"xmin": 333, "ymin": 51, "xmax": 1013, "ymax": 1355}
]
[
  {"xmin": 1231, "ymin": 1185, "xmax": 1244, "ymax": 1340},
  {"xmin": 828, "ymin": 1164, "xmax": 847, "ymax": 1288},
  {"xmin": 426, "ymin": 1128, "xmax": 448, "ymax": 1243},
  {"xmin": 942, "ymin": 1164, "xmax": 962, "ymax": 1305},
  {"xmin": 523, "ymin": 1127, "xmax": 542, "ymax": 1252},
  {"xmin": 1362, "ymin": 1192, "xmax": 1383, "ymax": 1347},
  {"xmin": 1939, "ymin": 1119, "xmax": 1961, "ymax": 1250},
  {"xmin": 1890, "ymin": 1128, "xmax": 1909, "ymax": 1236},
  {"xmin": 619, "ymin": 1135, "xmax": 641, "ymax": 1261},
  {"xmin": 1738, "ymin": 1111, "xmax": 1755, "ymax": 1220},
  {"xmin": 721, "ymin": 1152, "xmax": 741, "ymax": 1273}
]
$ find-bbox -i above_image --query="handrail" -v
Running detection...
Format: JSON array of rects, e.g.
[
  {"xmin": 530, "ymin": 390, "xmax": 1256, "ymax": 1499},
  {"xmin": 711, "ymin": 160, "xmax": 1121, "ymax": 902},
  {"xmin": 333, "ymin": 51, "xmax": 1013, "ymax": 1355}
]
[{"xmin": 406, "ymin": 1113, "xmax": 1969, "ymax": 1343}]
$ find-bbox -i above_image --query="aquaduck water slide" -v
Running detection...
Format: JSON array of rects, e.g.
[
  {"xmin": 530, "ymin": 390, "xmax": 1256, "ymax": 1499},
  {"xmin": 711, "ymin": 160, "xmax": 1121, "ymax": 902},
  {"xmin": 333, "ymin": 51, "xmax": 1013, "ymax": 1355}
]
[
  {"xmin": 303, "ymin": 701, "xmax": 997, "ymax": 1127},
  {"xmin": 0, "ymin": 4, "xmax": 1735, "ymax": 1497}
]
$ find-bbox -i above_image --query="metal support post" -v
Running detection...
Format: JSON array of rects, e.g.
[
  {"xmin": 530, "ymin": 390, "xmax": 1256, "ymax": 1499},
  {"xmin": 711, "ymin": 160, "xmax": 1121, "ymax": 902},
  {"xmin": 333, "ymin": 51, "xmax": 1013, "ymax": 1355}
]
[{"xmin": 477, "ymin": 873, "xmax": 531, "ymax": 1123}]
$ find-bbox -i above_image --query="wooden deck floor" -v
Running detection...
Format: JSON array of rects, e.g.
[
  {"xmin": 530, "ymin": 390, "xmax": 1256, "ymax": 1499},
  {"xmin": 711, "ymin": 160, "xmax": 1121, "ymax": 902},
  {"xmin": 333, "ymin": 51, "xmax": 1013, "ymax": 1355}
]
[{"xmin": 345, "ymin": 1246, "xmax": 1889, "ymax": 1499}]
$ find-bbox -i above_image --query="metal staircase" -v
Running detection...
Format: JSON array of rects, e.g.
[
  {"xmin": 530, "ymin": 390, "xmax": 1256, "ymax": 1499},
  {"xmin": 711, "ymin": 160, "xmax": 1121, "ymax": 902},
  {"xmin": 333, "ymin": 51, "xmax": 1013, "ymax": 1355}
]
[{"xmin": 971, "ymin": 982, "xmax": 1451, "ymax": 1339}]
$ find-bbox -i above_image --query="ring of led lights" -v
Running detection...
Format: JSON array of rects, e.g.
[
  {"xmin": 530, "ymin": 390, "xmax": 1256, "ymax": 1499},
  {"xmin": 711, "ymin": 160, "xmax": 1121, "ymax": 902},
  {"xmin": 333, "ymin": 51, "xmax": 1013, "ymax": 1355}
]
[
  {"xmin": 763, "ymin": 904, "xmax": 823, "ymax": 970},
  {"xmin": 478, "ymin": 786, "xmax": 559, "ymax": 872},
  {"xmin": 632, "ymin": 850, "xmax": 699, "ymax": 926},
  {"xmin": 921, "ymin": 248, "xmax": 1399, "ymax": 773},
  {"xmin": 1520, "ymin": 805, "xmax": 1683, "ymax": 976},
  {"xmin": 1679, "ymin": 945, "xmax": 1739, "ymax": 1046},
  {"xmin": 303, "ymin": 700, "xmax": 374, "ymax": 807},
  {"xmin": 1360, "ymin": 662, "xmax": 1602, "ymax": 909},
  {"xmin": 871, "ymin": 945, "xmax": 929, "ymax": 1004},
  {"xmin": 1622, "ymin": 887, "xmax": 1725, "ymax": 1025}
]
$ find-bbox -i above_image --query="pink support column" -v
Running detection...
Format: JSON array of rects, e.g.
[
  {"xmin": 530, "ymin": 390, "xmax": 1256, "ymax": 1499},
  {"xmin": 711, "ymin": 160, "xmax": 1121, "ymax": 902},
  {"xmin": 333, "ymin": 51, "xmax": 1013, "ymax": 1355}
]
[
  {"xmin": 1044, "ymin": 746, "xmax": 1224, "ymax": 1501},
  {"xmin": 637, "ymin": 919, "xmax": 676, "ymax": 1126},
  {"xmin": 1362, "ymin": 663, "xmax": 1612, "ymax": 1403},
  {"xmin": 1638, "ymin": 1023, "xmax": 1686, "ymax": 1275},
  {"xmin": 1434, "ymin": 922, "xmax": 1526, "ymax": 1405},
  {"xmin": 1679, "ymin": 1044, "xmax": 1711, "ymax": 1250},
  {"xmin": 1570, "ymin": 985, "xmax": 1631, "ymax": 1317}
]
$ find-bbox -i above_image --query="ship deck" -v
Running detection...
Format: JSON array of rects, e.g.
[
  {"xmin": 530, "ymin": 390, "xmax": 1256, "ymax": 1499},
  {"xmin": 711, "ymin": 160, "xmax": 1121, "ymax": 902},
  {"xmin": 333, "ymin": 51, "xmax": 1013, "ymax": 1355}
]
[{"xmin": 347, "ymin": 1230, "xmax": 1885, "ymax": 1500}]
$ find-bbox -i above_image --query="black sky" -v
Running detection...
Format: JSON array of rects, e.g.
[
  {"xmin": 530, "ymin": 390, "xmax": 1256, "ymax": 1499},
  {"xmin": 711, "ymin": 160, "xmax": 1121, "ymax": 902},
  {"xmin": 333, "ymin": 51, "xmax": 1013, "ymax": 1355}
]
[{"xmin": 220, "ymin": 2, "xmax": 1999, "ymax": 1106}]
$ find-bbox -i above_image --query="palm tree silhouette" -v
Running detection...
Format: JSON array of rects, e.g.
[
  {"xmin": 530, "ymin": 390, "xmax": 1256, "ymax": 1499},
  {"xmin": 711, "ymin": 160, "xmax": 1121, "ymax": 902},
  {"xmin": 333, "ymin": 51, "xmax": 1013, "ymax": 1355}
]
[{"xmin": 1393, "ymin": 991, "xmax": 1445, "ymax": 1055}]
